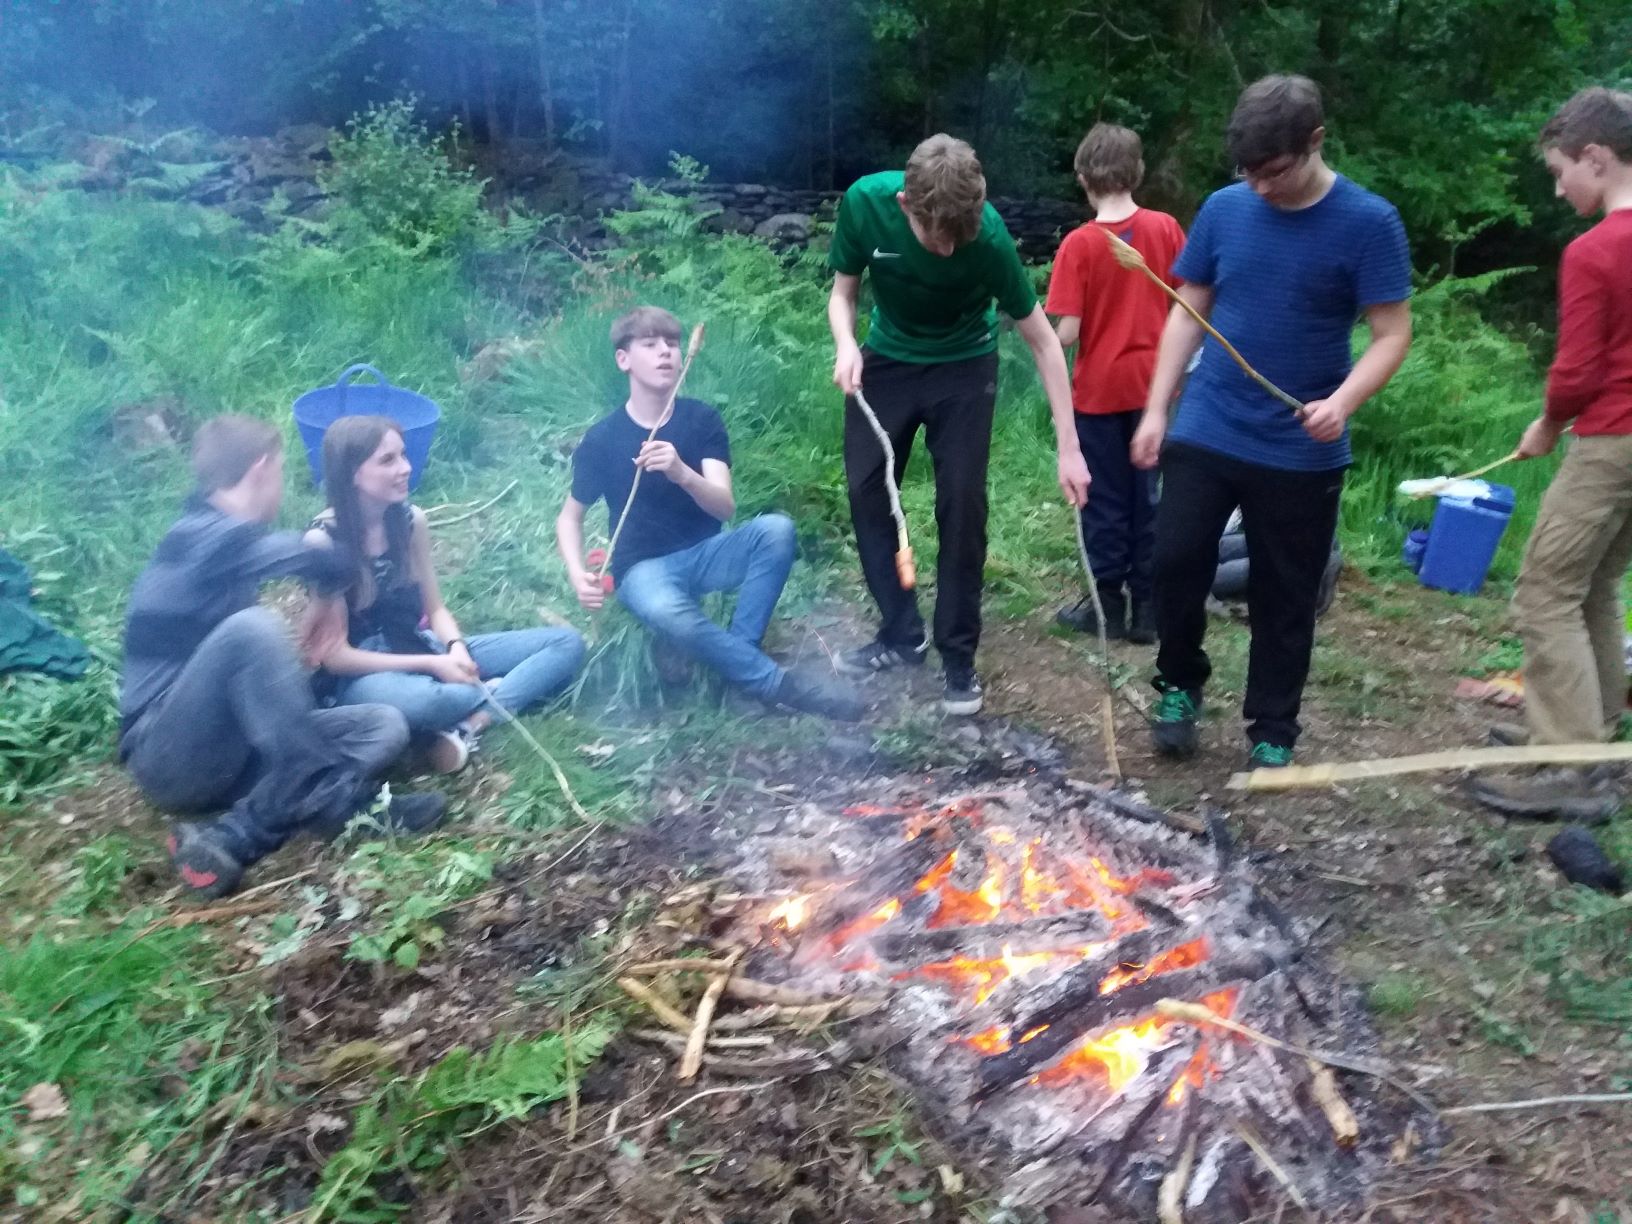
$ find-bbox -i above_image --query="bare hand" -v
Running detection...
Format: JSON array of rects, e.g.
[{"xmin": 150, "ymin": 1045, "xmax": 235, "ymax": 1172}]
[
  {"xmin": 1517, "ymin": 416, "xmax": 1564, "ymax": 459},
  {"xmin": 635, "ymin": 440, "xmax": 685, "ymax": 480},
  {"xmin": 833, "ymin": 344, "xmax": 864, "ymax": 395},
  {"xmin": 426, "ymin": 653, "xmax": 480, "ymax": 685},
  {"xmin": 1130, "ymin": 413, "xmax": 1166, "ymax": 470},
  {"xmin": 573, "ymin": 571, "xmax": 607, "ymax": 612},
  {"xmin": 1299, "ymin": 397, "xmax": 1351, "ymax": 443},
  {"xmin": 449, "ymin": 640, "xmax": 479, "ymax": 679},
  {"xmin": 1057, "ymin": 447, "xmax": 1091, "ymax": 508}
]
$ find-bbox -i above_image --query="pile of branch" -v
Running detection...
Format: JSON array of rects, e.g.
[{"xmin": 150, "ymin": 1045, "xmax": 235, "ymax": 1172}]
[{"xmin": 616, "ymin": 956, "xmax": 883, "ymax": 1080}]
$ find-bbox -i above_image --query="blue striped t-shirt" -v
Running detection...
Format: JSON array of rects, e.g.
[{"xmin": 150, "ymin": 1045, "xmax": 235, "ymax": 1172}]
[{"xmin": 1168, "ymin": 176, "xmax": 1411, "ymax": 471}]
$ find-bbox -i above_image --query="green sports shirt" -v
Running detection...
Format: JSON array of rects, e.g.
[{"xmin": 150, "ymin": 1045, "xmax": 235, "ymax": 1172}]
[{"xmin": 829, "ymin": 171, "xmax": 1037, "ymax": 364}]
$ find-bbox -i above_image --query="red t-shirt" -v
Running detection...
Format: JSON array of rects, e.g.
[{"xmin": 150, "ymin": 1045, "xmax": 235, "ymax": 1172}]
[
  {"xmin": 1045, "ymin": 208, "xmax": 1185, "ymax": 414},
  {"xmin": 1546, "ymin": 209, "xmax": 1632, "ymax": 435}
]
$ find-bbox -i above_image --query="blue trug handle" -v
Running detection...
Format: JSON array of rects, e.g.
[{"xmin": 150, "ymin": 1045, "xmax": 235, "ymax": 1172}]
[{"xmin": 336, "ymin": 363, "xmax": 390, "ymax": 390}]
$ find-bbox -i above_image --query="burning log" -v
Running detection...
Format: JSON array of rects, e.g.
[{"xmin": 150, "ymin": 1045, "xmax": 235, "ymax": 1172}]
[
  {"xmin": 974, "ymin": 954, "xmax": 1273, "ymax": 1099},
  {"xmin": 874, "ymin": 910, "xmax": 1112, "ymax": 962},
  {"xmin": 1306, "ymin": 1059, "xmax": 1360, "ymax": 1148}
]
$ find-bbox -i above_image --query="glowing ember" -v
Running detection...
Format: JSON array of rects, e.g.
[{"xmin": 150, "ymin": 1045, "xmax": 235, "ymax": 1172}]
[
  {"xmin": 1097, "ymin": 938, "xmax": 1211, "ymax": 996},
  {"xmin": 1033, "ymin": 1016, "xmax": 1172, "ymax": 1093},
  {"xmin": 928, "ymin": 852, "xmax": 1006, "ymax": 928},
  {"xmin": 903, "ymin": 944, "xmax": 1091, "ymax": 1004},
  {"xmin": 963, "ymin": 1026, "xmax": 1013, "ymax": 1055},
  {"xmin": 828, "ymin": 897, "xmax": 900, "ymax": 949}
]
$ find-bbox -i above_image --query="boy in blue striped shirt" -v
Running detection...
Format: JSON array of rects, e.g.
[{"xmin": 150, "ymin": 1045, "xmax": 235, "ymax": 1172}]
[{"xmin": 1130, "ymin": 75, "xmax": 1414, "ymax": 767}]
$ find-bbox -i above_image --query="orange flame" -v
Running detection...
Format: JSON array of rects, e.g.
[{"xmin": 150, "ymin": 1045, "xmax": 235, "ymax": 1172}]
[
  {"xmin": 901, "ymin": 944, "xmax": 1091, "ymax": 1005},
  {"xmin": 1097, "ymin": 938, "xmax": 1211, "ymax": 996},
  {"xmin": 766, "ymin": 895, "xmax": 812, "ymax": 931},
  {"xmin": 827, "ymin": 897, "xmax": 900, "ymax": 949},
  {"xmin": 928, "ymin": 852, "xmax": 1006, "ymax": 928},
  {"xmin": 1032, "ymin": 985, "xmax": 1241, "ymax": 1097}
]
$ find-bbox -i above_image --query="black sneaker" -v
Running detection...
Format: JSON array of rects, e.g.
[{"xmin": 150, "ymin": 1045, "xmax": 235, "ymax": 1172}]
[
  {"xmin": 836, "ymin": 636, "xmax": 929, "ymax": 677},
  {"xmin": 775, "ymin": 669, "xmax": 865, "ymax": 722},
  {"xmin": 382, "ymin": 792, "xmax": 449, "ymax": 835},
  {"xmin": 1056, "ymin": 587, "xmax": 1127, "ymax": 638},
  {"xmin": 942, "ymin": 665, "xmax": 984, "ymax": 716},
  {"xmin": 166, "ymin": 822, "xmax": 244, "ymax": 901},
  {"xmin": 1151, "ymin": 686, "xmax": 1202, "ymax": 758},
  {"xmin": 1126, "ymin": 597, "xmax": 1157, "ymax": 646}
]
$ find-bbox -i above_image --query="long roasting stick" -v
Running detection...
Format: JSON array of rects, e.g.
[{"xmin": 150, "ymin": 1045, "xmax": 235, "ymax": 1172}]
[
  {"xmin": 852, "ymin": 388, "xmax": 916, "ymax": 589},
  {"xmin": 599, "ymin": 323, "xmax": 707, "ymax": 581},
  {"xmin": 1072, "ymin": 510, "xmax": 1122, "ymax": 781},
  {"xmin": 1403, "ymin": 450, "xmax": 1523, "ymax": 499},
  {"xmin": 1103, "ymin": 230, "xmax": 1306, "ymax": 417}
]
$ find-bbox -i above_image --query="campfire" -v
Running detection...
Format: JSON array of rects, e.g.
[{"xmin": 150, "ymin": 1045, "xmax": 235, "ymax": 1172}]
[{"xmin": 665, "ymin": 766, "xmax": 1437, "ymax": 1221}]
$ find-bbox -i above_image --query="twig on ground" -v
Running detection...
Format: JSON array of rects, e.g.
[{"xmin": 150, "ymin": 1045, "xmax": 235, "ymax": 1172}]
[
  {"xmin": 625, "ymin": 957, "xmax": 737, "ymax": 976},
  {"xmin": 134, "ymin": 896, "xmax": 285, "ymax": 937},
  {"xmin": 425, "ymin": 479, "xmax": 519, "ymax": 527},
  {"xmin": 1234, "ymin": 1121, "xmax": 1308, "ymax": 1209},
  {"xmin": 1158, "ymin": 1132, "xmax": 1198, "ymax": 1224},
  {"xmin": 617, "ymin": 977, "xmax": 694, "ymax": 1032},
  {"xmin": 1306, "ymin": 1059, "xmax": 1360, "ymax": 1147},
  {"xmin": 561, "ymin": 1079, "xmax": 785, "ymax": 1156},
  {"xmin": 632, "ymin": 1028, "xmax": 776, "ymax": 1050},
  {"xmin": 680, "ymin": 948, "xmax": 742, "ymax": 1081},
  {"xmin": 1440, "ymin": 1092, "xmax": 1632, "ymax": 1116}
]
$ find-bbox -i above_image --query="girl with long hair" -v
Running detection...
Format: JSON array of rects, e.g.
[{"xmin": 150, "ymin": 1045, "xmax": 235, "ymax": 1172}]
[{"xmin": 302, "ymin": 415, "xmax": 584, "ymax": 772}]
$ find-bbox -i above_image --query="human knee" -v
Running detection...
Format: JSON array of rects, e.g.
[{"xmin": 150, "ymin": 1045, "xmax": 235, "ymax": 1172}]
[
  {"xmin": 216, "ymin": 607, "xmax": 288, "ymax": 651},
  {"xmin": 617, "ymin": 568, "xmax": 688, "ymax": 629},
  {"xmin": 752, "ymin": 513, "xmax": 797, "ymax": 559}
]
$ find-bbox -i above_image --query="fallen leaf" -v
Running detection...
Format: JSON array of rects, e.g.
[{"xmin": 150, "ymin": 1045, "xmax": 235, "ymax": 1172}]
[{"xmin": 21, "ymin": 1083, "xmax": 68, "ymax": 1122}]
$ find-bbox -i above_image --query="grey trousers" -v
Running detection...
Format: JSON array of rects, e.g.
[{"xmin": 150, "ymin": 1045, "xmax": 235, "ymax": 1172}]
[{"xmin": 124, "ymin": 608, "xmax": 408, "ymax": 862}]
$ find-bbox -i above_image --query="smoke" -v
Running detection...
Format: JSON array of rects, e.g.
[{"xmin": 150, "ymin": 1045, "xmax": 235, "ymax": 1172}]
[{"xmin": 1, "ymin": 0, "xmax": 871, "ymax": 183}]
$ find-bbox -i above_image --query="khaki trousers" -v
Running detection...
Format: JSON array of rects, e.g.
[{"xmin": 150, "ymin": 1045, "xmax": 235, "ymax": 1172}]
[{"xmin": 1513, "ymin": 434, "xmax": 1632, "ymax": 745}]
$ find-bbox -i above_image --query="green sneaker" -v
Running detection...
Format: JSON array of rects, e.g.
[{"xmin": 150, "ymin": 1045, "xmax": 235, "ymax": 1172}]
[
  {"xmin": 1247, "ymin": 741, "xmax": 1294, "ymax": 769},
  {"xmin": 1151, "ymin": 687, "xmax": 1201, "ymax": 758}
]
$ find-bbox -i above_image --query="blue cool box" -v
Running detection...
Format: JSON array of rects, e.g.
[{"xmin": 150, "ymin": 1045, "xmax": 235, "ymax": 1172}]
[{"xmin": 1417, "ymin": 484, "xmax": 1515, "ymax": 594}]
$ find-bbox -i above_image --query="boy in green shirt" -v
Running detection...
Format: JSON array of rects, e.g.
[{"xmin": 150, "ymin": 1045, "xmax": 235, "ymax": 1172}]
[{"xmin": 828, "ymin": 134, "xmax": 1090, "ymax": 715}]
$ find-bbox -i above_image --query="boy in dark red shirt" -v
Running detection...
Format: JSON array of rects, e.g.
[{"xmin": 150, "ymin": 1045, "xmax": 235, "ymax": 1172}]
[
  {"xmin": 1045, "ymin": 124, "xmax": 1184, "ymax": 644},
  {"xmin": 1473, "ymin": 87, "xmax": 1632, "ymax": 820}
]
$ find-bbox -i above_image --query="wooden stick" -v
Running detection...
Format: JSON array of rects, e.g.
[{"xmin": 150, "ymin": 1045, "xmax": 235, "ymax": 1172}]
[
  {"xmin": 617, "ymin": 977, "xmax": 694, "ymax": 1033},
  {"xmin": 853, "ymin": 388, "xmax": 915, "ymax": 589},
  {"xmin": 679, "ymin": 949, "xmax": 742, "ymax": 1081},
  {"xmin": 1154, "ymin": 998, "xmax": 1436, "ymax": 1112},
  {"xmin": 478, "ymin": 690, "xmax": 590, "ymax": 822},
  {"xmin": 600, "ymin": 322, "xmax": 707, "ymax": 580},
  {"xmin": 1229, "ymin": 741, "xmax": 1632, "ymax": 792},
  {"xmin": 1157, "ymin": 1132, "xmax": 1197, "ymax": 1224},
  {"xmin": 1234, "ymin": 1121, "xmax": 1308, "ymax": 1210},
  {"xmin": 1402, "ymin": 451, "xmax": 1521, "ymax": 499},
  {"xmin": 1104, "ymin": 230, "xmax": 1306, "ymax": 416},
  {"xmin": 1441, "ymin": 1092, "xmax": 1632, "ymax": 1116},
  {"xmin": 1072, "ymin": 511, "xmax": 1121, "ymax": 781},
  {"xmin": 1306, "ymin": 1059, "xmax": 1360, "ymax": 1148},
  {"xmin": 625, "ymin": 957, "xmax": 736, "ymax": 976},
  {"xmin": 632, "ymin": 1028, "xmax": 776, "ymax": 1050},
  {"xmin": 136, "ymin": 896, "xmax": 284, "ymax": 937},
  {"xmin": 425, "ymin": 478, "xmax": 519, "ymax": 526}
]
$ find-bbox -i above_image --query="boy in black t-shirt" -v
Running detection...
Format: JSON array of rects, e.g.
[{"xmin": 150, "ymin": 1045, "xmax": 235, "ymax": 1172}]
[{"xmin": 554, "ymin": 307, "xmax": 862, "ymax": 721}]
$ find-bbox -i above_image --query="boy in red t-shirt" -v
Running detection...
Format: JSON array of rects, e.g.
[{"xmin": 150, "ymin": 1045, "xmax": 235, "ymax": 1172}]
[
  {"xmin": 1045, "ymin": 124, "xmax": 1184, "ymax": 643},
  {"xmin": 1471, "ymin": 88, "xmax": 1632, "ymax": 820}
]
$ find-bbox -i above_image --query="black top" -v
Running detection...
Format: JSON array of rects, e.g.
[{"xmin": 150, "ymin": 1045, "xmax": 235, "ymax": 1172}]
[
  {"xmin": 311, "ymin": 503, "xmax": 425, "ymax": 653},
  {"xmin": 569, "ymin": 398, "xmax": 731, "ymax": 580},
  {"xmin": 121, "ymin": 496, "xmax": 352, "ymax": 737}
]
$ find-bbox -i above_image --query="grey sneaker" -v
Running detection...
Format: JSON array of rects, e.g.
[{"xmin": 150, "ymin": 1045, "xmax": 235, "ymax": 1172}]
[
  {"xmin": 1468, "ymin": 768, "xmax": 1621, "ymax": 824},
  {"xmin": 775, "ymin": 670, "xmax": 865, "ymax": 722},
  {"xmin": 942, "ymin": 665, "xmax": 984, "ymax": 716},
  {"xmin": 166, "ymin": 822, "xmax": 244, "ymax": 901},
  {"xmin": 836, "ymin": 636, "xmax": 929, "ymax": 677}
]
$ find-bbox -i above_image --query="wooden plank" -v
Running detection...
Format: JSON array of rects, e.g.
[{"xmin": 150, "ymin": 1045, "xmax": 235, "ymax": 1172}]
[{"xmin": 1228, "ymin": 742, "xmax": 1632, "ymax": 792}]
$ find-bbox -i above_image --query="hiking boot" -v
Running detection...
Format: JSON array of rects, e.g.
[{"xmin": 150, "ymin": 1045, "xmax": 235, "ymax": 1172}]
[
  {"xmin": 1468, "ymin": 768, "xmax": 1621, "ymax": 824},
  {"xmin": 1126, "ymin": 597, "xmax": 1157, "ymax": 646},
  {"xmin": 1487, "ymin": 721, "xmax": 1529, "ymax": 747},
  {"xmin": 1056, "ymin": 586, "xmax": 1127, "ymax": 638},
  {"xmin": 836, "ymin": 636, "xmax": 929, "ymax": 677},
  {"xmin": 775, "ymin": 669, "xmax": 865, "ymax": 722},
  {"xmin": 1247, "ymin": 741, "xmax": 1295, "ymax": 769},
  {"xmin": 382, "ymin": 792, "xmax": 449, "ymax": 836},
  {"xmin": 167, "ymin": 822, "xmax": 244, "ymax": 901},
  {"xmin": 425, "ymin": 729, "xmax": 471, "ymax": 775},
  {"xmin": 1151, "ymin": 687, "xmax": 1202, "ymax": 758},
  {"xmin": 942, "ymin": 664, "xmax": 984, "ymax": 716}
]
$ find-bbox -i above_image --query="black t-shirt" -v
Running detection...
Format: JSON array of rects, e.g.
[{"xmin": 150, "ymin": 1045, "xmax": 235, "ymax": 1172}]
[{"xmin": 569, "ymin": 398, "xmax": 731, "ymax": 579}]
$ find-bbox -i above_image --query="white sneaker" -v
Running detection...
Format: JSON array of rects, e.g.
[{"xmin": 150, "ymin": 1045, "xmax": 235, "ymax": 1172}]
[{"xmin": 425, "ymin": 729, "xmax": 471, "ymax": 774}]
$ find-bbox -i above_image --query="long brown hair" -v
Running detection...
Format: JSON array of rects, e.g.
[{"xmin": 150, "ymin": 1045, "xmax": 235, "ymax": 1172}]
[{"xmin": 321, "ymin": 414, "xmax": 413, "ymax": 609}]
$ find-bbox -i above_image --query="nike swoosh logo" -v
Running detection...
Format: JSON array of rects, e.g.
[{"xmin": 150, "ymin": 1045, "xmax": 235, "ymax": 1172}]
[{"xmin": 872, "ymin": 248, "xmax": 900, "ymax": 259}]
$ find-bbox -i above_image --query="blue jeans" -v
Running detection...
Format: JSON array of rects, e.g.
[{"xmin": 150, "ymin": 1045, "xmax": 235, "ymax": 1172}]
[
  {"xmin": 333, "ymin": 627, "xmax": 586, "ymax": 732},
  {"xmin": 617, "ymin": 514, "xmax": 795, "ymax": 699}
]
